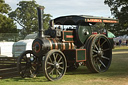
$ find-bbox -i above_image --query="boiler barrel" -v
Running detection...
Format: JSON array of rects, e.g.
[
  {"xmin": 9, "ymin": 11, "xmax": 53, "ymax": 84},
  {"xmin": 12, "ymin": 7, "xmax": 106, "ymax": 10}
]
[{"xmin": 32, "ymin": 38, "xmax": 75, "ymax": 57}]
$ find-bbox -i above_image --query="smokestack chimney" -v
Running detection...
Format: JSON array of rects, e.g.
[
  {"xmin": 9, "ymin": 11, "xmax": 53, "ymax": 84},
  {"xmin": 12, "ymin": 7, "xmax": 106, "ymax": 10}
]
[{"xmin": 37, "ymin": 7, "xmax": 44, "ymax": 38}]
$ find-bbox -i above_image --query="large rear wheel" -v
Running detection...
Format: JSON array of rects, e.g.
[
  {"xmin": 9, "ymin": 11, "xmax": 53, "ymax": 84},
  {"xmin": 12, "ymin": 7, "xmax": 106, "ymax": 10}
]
[{"xmin": 85, "ymin": 34, "xmax": 112, "ymax": 73}]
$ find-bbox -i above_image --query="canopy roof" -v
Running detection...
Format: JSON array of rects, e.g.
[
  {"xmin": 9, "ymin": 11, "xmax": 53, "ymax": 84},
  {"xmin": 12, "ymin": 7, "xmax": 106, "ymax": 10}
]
[{"xmin": 53, "ymin": 15, "xmax": 119, "ymax": 25}]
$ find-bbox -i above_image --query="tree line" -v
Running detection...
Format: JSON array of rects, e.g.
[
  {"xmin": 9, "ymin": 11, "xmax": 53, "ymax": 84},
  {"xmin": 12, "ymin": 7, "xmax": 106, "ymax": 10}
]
[
  {"xmin": 0, "ymin": 0, "xmax": 52, "ymax": 39},
  {"xmin": 104, "ymin": 0, "xmax": 128, "ymax": 36}
]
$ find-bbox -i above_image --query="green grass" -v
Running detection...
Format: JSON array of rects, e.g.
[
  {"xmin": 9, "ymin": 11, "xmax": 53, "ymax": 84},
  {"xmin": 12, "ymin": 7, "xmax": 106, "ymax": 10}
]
[
  {"xmin": 0, "ymin": 46, "xmax": 128, "ymax": 85},
  {"xmin": 113, "ymin": 46, "xmax": 128, "ymax": 51}
]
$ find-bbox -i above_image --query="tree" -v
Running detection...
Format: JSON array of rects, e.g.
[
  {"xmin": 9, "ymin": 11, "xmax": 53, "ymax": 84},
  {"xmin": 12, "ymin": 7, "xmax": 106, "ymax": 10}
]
[
  {"xmin": 0, "ymin": 0, "xmax": 17, "ymax": 33},
  {"xmin": 104, "ymin": 0, "xmax": 128, "ymax": 36},
  {"xmin": 9, "ymin": 0, "xmax": 52, "ymax": 36}
]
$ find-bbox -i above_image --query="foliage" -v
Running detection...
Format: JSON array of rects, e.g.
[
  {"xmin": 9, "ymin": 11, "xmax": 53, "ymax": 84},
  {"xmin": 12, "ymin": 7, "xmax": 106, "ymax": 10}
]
[
  {"xmin": 0, "ymin": 0, "xmax": 11, "ymax": 14},
  {"xmin": 104, "ymin": 0, "xmax": 128, "ymax": 36},
  {"xmin": 0, "ymin": 33, "xmax": 19, "ymax": 42},
  {"xmin": 91, "ymin": 23, "xmax": 105, "ymax": 33},
  {"xmin": 9, "ymin": 0, "xmax": 52, "ymax": 36},
  {"xmin": 0, "ymin": 0, "xmax": 17, "ymax": 33}
]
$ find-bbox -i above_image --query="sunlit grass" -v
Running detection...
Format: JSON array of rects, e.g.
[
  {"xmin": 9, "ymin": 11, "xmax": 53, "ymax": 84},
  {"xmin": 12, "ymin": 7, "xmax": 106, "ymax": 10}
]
[
  {"xmin": 0, "ymin": 46, "xmax": 128, "ymax": 85},
  {"xmin": 114, "ymin": 46, "xmax": 128, "ymax": 50}
]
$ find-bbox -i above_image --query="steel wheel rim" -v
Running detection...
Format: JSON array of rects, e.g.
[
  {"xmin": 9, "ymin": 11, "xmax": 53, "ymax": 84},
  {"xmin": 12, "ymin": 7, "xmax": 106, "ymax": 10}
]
[
  {"xmin": 44, "ymin": 51, "xmax": 66, "ymax": 81},
  {"xmin": 91, "ymin": 36, "xmax": 112, "ymax": 72},
  {"xmin": 84, "ymin": 35, "xmax": 96, "ymax": 72}
]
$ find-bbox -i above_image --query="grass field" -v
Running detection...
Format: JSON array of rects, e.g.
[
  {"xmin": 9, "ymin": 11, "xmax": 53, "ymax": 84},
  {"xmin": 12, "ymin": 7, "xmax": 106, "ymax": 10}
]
[{"xmin": 0, "ymin": 46, "xmax": 128, "ymax": 85}]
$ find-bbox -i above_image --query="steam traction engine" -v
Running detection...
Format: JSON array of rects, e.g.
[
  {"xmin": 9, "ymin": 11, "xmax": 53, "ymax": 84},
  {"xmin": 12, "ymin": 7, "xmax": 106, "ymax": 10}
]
[{"xmin": 17, "ymin": 7, "xmax": 119, "ymax": 81}]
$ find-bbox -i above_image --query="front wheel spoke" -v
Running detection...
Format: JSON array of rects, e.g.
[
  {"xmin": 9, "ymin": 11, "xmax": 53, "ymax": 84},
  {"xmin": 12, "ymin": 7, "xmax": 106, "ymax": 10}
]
[
  {"xmin": 97, "ymin": 64, "xmax": 101, "ymax": 71},
  {"xmin": 101, "ymin": 56, "xmax": 110, "ymax": 60},
  {"xmin": 49, "ymin": 68, "xmax": 55, "ymax": 75},
  {"xmin": 48, "ymin": 56, "xmax": 52, "ymax": 63},
  {"xmin": 57, "ymin": 69, "xmax": 62, "ymax": 76},
  {"xmin": 47, "ymin": 62, "xmax": 54, "ymax": 65},
  {"xmin": 99, "ymin": 60, "xmax": 106, "ymax": 68},
  {"xmin": 58, "ymin": 57, "xmax": 62, "ymax": 63},
  {"xmin": 30, "ymin": 69, "xmax": 33, "ymax": 74},
  {"xmin": 26, "ymin": 62, "xmax": 31, "ymax": 67},
  {"xmin": 56, "ymin": 69, "xmax": 58, "ymax": 78},
  {"xmin": 59, "ymin": 66, "xmax": 64, "ymax": 70},
  {"xmin": 21, "ymin": 68, "xmax": 26, "ymax": 75},
  {"xmin": 47, "ymin": 66, "xmax": 51, "ymax": 70},
  {"xmin": 58, "ymin": 62, "xmax": 63, "ymax": 65},
  {"xmin": 53, "ymin": 53, "xmax": 56, "ymax": 62},
  {"xmin": 32, "ymin": 66, "xmax": 36, "ymax": 70},
  {"xmin": 23, "ymin": 57, "xmax": 27, "ymax": 62},
  {"xmin": 31, "ymin": 54, "xmax": 33, "ymax": 57},
  {"xmin": 55, "ymin": 53, "xmax": 59, "ymax": 59}
]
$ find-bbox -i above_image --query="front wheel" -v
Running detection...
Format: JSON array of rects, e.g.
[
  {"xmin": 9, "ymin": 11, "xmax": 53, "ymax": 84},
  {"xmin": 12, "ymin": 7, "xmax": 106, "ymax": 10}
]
[{"xmin": 43, "ymin": 50, "xmax": 67, "ymax": 81}]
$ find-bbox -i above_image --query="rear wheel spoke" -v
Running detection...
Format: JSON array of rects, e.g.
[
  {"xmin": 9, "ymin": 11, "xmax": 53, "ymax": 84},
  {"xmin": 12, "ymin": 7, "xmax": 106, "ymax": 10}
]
[
  {"xmin": 98, "ymin": 38, "xmax": 101, "ymax": 48},
  {"xmin": 99, "ymin": 60, "xmax": 106, "ymax": 68},
  {"xmin": 101, "ymin": 56, "xmax": 110, "ymax": 60},
  {"xmin": 93, "ymin": 50, "xmax": 98, "ymax": 53},
  {"xmin": 103, "ymin": 48, "xmax": 110, "ymax": 52},
  {"xmin": 93, "ymin": 54, "xmax": 97, "ymax": 58},
  {"xmin": 101, "ymin": 39, "xmax": 107, "ymax": 47},
  {"xmin": 95, "ymin": 44, "xmax": 99, "ymax": 51}
]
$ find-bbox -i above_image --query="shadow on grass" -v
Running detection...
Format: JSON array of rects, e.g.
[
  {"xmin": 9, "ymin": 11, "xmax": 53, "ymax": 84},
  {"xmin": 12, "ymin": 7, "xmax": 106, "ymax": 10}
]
[
  {"xmin": 96, "ymin": 53, "xmax": 128, "ymax": 78},
  {"xmin": 3, "ymin": 52, "xmax": 128, "ymax": 82},
  {"xmin": 4, "ymin": 76, "xmax": 49, "ymax": 82},
  {"xmin": 66, "ymin": 52, "xmax": 128, "ymax": 78},
  {"xmin": 66, "ymin": 66, "xmax": 91, "ymax": 75}
]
